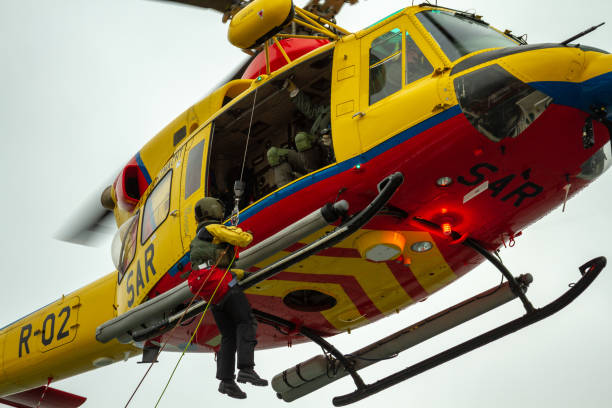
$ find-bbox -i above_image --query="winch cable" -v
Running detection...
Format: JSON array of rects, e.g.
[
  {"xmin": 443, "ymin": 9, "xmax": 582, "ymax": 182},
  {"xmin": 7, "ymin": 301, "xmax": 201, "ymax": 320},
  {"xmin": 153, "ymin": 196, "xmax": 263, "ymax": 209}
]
[
  {"xmin": 153, "ymin": 252, "xmax": 236, "ymax": 408},
  {"xmin": 123, "ymin": 248, "xmax": 230, "ymax": 408},
  {"xmin": 232, "ymin": 87, "xmax": 259, "ymax": 226}
]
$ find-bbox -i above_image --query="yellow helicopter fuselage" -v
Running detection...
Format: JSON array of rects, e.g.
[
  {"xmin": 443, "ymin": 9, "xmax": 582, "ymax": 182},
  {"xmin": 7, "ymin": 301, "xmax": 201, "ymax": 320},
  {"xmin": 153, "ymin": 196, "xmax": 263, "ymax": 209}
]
[{"xmin": 2, "ymin": 4, "xmax": 612, "ymax": 400}]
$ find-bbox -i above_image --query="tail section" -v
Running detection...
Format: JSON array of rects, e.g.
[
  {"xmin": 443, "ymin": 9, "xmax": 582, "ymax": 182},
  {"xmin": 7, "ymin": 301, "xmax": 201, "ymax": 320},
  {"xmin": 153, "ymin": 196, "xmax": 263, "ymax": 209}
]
[
  {"xmin": 0, "ymin": 386, "xmax": 86, "ymax": 408},
  {"xmin": 0, "ymin": 273, "xmax": 139, "ymax": 397}
]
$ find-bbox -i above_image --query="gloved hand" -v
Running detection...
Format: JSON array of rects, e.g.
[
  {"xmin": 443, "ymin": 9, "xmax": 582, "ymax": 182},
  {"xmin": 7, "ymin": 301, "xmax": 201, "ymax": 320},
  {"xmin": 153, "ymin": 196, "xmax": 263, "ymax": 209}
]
[
  {"xmin": 321, "ymin": 134, "xmax": 332, "ymax": 147},
  {"xmin": 283, "ymin": 78, "xmax": 300, "ymax": 98},
  {"xmin": 232, "ymin": 269, "xmax": 246, "ymax": 280}
]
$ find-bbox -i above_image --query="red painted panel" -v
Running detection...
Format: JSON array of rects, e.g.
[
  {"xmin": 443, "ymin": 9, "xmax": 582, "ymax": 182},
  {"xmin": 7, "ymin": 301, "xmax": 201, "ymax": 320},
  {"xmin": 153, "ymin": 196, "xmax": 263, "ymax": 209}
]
[
  {"xmin": 113, "ymin": 156, "xmax": 151, "ymax": 212},
  {"xmin": 150, "ymin": 103, "xmax": 610, "ymax": 350},
  {"xmin": 242, "ymin": 38, "xmax": 330, "ymax": 79},
  {"xmin": 0, "ymin": 387, "xmax": 86, "ymax": 408}
]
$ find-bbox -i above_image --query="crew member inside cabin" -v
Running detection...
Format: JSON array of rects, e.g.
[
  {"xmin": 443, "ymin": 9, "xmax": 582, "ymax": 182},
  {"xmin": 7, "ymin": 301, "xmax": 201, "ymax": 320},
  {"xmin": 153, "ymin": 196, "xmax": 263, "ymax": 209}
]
[
  {"xmin": 266, "ymin": 79, "xmax": 333, "ymax": 189},
  {"xmin": 266, "ymin": 145, "xmax": 305, "ymax": 189},
  {"xmin": 189, "ymin": 197, "xmax": 268, "ymax": 399},
  {"xmin": 285, "ymin": 78, "xmax": 334, "ymax": 170}
]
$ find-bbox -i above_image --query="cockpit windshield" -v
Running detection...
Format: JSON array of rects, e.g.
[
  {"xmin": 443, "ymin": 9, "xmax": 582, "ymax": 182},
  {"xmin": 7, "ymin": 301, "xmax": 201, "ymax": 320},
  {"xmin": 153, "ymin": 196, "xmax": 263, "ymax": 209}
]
[
  {"xmin": 111, "ymin": 212, "xmax": 139, "ymax": 282},
  {"xmin": 417, "ymin": 10, "xmax": 518, "ymax": 62}
]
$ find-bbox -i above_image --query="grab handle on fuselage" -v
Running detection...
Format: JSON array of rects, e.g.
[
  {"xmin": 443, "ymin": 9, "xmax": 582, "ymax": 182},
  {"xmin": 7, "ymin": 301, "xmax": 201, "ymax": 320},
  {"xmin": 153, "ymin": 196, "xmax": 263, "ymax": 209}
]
[{"xmin": 239, "ymin": 172, "xmax": 404, "ymax": 290}]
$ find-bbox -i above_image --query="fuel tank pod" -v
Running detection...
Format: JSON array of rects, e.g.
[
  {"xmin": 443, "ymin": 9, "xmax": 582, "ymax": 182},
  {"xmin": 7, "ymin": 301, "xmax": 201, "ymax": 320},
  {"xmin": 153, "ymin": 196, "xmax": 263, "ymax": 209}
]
[{"xmin": 228, "ymin": 0, "xmax": 294, "ymax": 49}]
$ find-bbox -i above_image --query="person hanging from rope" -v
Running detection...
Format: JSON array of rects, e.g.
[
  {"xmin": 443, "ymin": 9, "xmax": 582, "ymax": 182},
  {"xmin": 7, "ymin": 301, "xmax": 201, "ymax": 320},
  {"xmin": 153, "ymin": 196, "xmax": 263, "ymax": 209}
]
[{"xmin": 188, "ymin": 197, "xmax": 268, "ymax": 399}]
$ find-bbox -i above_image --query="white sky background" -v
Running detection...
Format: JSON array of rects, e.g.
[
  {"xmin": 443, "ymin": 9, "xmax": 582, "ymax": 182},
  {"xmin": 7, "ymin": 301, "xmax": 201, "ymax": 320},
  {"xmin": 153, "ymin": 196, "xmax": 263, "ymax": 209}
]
[{"xmin": 1, "ymin": 0, "xmax": 612, "ymax": 407}]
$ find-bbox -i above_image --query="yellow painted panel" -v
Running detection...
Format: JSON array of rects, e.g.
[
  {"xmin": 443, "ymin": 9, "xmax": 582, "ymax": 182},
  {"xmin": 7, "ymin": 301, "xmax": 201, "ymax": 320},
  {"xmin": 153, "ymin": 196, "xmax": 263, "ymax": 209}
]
[
  {"xmin": 252, "ymin": 227, "xmax": 415, "ymax": 316},
  {"xmin": 403, "ymin": 231, "xmax": 456, "ymax": 294},
  {"xmin": 180, "ymin": 126, "xmax": 211, "ymax": 251},
  {"xmin": 0, "ymin": 273, "xmax": 138, "ymax": 396},
  {"xmin": 331, "ymin": 36, "xmax": 363, "ymax": 161},
  {"xmin": 580, "ymin": 52, "xmax": 612, "ymax": 82},
  {"xmin": 228, "ymin": 0, "xmax": 293, "ymax": 49},
  {"xmin": 337, "ymin": 65, "xmax": 355, "ymax": 81},
  {"xmin": 293, "ymin": 255, "xmax": 412, "ymax": 315},
  {"xmin": 336, "ymin": 100, "xmax": 355, "ymax": 116},
  {"xmin": 37, "ymin": 296, "xmax": 80, "ymax": 353},
  {"xmin": 497, "ymin": 47, "xmax": 585, "ymax": 83},
  {"xmin": 340, "ymin": 229, "xmax": 454, "ymax": 295},
  {"xmin": 2, "ymin": 324, "xmax": 39, "ymax": 391},
  {"xmin": 246, "ymin": 280, "xmax": 366, "ymax": 330},
  {"xmin": 138, "ymin": 111, "xmax": 187, "ymax": 184}
]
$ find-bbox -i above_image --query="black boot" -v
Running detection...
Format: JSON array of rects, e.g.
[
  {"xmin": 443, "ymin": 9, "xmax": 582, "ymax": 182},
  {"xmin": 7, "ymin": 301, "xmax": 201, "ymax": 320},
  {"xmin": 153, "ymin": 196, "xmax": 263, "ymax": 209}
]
[
  {"xmin": 218, "ymin": 379, "xmax": 247, "ymax": 399},
  {"xmin": 237, "ymin": 368, "xmax": 268, "ymax": 386}
]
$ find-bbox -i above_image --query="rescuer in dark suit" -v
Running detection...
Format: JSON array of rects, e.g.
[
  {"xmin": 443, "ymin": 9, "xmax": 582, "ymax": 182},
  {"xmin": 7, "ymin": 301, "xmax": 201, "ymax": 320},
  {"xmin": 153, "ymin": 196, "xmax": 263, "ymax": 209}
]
[{"xmin": 190, "ymin": 197, "xmax": 268, "ymax": 399}]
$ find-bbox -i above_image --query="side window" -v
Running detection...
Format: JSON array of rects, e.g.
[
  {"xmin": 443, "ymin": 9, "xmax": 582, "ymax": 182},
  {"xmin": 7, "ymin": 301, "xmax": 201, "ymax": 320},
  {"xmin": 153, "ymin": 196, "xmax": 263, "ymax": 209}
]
[
  {"xmin": 184, "ymin": 139, "xmax": 205, "ymax": 199},
  {"xmin": 141, "ymin": 171, "xmax": 172, "ymax": 244},
  {"xmin": 406, "ymin": 33, "xmax": 433, "ymax": 84},
  {"xmin": 111, "ymin": 212, "xmax": 139, "ymax": 283},
  {"xmin": 369, "ymin": 28, "xmax": 402, "ymax": 105}
]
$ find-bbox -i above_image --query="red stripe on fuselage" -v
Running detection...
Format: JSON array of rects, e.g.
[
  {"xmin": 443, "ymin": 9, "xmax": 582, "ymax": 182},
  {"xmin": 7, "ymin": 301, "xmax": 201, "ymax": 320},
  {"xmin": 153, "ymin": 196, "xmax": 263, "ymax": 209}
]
[{"xmin": 385, "ymin": 261, "xmax": 428, "ymax": 299}]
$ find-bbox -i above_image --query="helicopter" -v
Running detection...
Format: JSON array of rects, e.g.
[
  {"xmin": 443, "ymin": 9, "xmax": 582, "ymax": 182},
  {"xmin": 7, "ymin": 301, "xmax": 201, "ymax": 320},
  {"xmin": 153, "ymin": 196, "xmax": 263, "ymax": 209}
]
[{"xmin": 1, "ymin": 0, "xmax": 612, "ymax": 408}]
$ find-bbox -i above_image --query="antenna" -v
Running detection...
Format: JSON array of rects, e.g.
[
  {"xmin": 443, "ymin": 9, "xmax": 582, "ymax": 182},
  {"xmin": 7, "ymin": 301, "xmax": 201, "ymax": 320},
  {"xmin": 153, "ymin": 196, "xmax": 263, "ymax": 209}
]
[{"xmin": 561, "ymin": 22, "xmax": 605, "ymax": 45}]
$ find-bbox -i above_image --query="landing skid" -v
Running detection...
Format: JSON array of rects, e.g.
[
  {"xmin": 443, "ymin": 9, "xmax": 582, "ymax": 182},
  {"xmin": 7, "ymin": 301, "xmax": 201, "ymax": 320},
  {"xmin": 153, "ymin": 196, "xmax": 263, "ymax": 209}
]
[
  {"xmin": 263, "ymin": 233, "xmax": 606, "ymax": 405},
  {"xmin": 333, "ymin": 256, "xmax": 605, "ymax": 406}
]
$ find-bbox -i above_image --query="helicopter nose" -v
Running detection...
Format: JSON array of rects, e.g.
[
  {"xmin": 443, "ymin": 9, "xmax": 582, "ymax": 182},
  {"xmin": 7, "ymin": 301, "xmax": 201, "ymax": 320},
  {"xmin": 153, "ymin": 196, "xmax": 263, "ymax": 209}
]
[
  {"xmin": 528, "ymin": 51, "xmax": 612, "ymax": 121},
  {"xmin": 452, "ymin": 45, "xmax": 612, "ymax": 143}
]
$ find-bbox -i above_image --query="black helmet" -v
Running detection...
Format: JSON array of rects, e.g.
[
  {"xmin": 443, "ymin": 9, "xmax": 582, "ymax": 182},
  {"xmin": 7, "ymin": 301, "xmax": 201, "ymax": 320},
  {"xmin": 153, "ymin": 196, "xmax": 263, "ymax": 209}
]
[{"xmin": 194, "ymin": 197, "xmax": 225, "ymax": 222}]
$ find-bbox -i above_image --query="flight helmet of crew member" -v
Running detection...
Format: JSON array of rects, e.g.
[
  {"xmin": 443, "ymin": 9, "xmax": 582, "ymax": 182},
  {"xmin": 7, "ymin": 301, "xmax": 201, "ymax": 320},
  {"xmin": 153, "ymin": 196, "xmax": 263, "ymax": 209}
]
[{"xmin": 194, "ymin": 197, "xmax": 225, "ymax": 223}]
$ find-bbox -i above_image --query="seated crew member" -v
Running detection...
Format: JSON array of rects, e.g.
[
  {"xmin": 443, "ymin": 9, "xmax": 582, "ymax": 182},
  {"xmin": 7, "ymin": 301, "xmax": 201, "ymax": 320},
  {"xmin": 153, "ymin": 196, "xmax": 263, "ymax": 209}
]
[
  {"xmin": 284, "ymin": 79, "xmax": 334, "ymax": 167},
  {"xmin": 189, "ymin": 197, "xmax": 268, "ymax": 399},
  {"xmin": 266, "ymin": 146, "xmax": 305, "ymax": 189},
  {"xmin": 294, "ymin": 131, "xmax": 326, "ymax": 173}
]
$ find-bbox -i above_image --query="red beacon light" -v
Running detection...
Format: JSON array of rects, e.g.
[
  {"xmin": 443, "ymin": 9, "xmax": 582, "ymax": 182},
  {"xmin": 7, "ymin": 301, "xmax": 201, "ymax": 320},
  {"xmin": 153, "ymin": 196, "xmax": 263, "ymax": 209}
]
[{"xmin": 442, "ymin": 222, "xmax": 452, "ymax": 236}]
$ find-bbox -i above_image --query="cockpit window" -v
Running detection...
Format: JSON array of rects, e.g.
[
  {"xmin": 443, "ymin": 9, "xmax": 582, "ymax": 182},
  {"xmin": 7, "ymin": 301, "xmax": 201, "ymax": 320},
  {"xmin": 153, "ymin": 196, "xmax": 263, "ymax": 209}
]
[
  {"xmin": 369, "ymin": 28, "xmax": 403, "ymax": 105},
  {"xmin": 417, "ymin": 10, "xmax": 518, "ymax": 62},
  {"xmin": 185, "ymin": 139, "xmax": 205, "ymax": 199},
  {"xmin": 406, "ymin": 33, "xmax": 433, "ymax": 84},
  {"xmin": 141, "ymin": 170, "xmax": 172, "ymax": 244},
  {"xmin": 112, "ymin": 212, "xmax": 139, "ymax": 282}
]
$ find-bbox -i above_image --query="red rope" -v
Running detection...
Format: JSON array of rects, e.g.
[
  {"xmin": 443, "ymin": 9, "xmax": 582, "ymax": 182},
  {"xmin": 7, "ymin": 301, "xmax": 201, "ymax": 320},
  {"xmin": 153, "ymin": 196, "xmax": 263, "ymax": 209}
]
[{"xmin": 35, "ymin": 377, "xmax": 52, "ymax": 408}]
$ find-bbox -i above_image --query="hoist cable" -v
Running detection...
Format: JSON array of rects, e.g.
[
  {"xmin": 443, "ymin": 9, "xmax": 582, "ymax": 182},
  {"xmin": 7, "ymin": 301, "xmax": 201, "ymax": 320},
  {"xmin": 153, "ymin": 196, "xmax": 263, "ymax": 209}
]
[
  {"xmin": 239, "ymin": 82, "xmax": 259, "ymax": 184},
  {"xmin": 233, "ymin": 87, "xmax": 259, "ymax": 226}
]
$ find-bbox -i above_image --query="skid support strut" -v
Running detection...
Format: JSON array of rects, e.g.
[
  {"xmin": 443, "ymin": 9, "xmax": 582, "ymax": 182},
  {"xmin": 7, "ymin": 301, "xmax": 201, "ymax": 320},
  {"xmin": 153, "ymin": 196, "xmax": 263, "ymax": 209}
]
[
  {"xmin": 254, "ymin": 310, "xmax": 367, "ymax": 391},
  {"xmin": 332, "ymin": 255, "xmax": 606, "ymax": 406}
]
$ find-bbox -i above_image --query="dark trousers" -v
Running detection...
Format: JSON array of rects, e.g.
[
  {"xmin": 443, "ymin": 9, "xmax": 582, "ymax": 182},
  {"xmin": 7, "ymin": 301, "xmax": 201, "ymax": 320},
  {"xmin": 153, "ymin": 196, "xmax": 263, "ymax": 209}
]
[{"xmin": 211, "ymin": 286, "xmax": 258, "ymax": 380}]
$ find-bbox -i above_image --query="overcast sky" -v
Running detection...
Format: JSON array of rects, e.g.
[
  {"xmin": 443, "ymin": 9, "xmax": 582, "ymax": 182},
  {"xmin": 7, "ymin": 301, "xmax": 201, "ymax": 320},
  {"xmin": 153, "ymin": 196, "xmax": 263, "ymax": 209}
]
[{"xmin": 1, "ymin": 0, "xmax": 612, "ymax": 407}]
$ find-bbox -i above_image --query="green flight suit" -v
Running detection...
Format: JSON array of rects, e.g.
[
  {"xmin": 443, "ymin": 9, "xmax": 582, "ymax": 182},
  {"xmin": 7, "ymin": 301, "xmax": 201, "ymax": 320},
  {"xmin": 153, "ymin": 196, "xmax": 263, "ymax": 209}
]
[
  {"xmin": 292, "ymin": 91, "xmax": 331, "ymax": 136},
  {"xmin": 190, "ymin": 221, "xmax": 235, "ymax": 269}
]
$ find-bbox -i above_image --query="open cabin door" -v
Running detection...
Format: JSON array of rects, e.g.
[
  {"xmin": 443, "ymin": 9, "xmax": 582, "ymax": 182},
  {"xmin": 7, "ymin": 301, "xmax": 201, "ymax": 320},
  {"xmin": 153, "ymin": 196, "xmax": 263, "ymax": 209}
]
[{"xmin": 179, "ymin": 123, "xmax": 212, "ymax": 251}]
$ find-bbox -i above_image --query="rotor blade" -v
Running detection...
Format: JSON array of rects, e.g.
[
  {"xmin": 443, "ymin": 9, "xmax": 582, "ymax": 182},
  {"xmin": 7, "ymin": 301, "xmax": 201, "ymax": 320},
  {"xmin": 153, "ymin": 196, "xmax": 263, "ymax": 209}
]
[
  {"xmin": 150, "ymin": 0, "xmax": 242, "ymax": 13},
  {"xmin": 55, "ymin": 186, "xmax": 116, "ymax": 247},
  {"xmin": 303, "ymin": 0, "xmax": 358, "ymax": 20}
]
